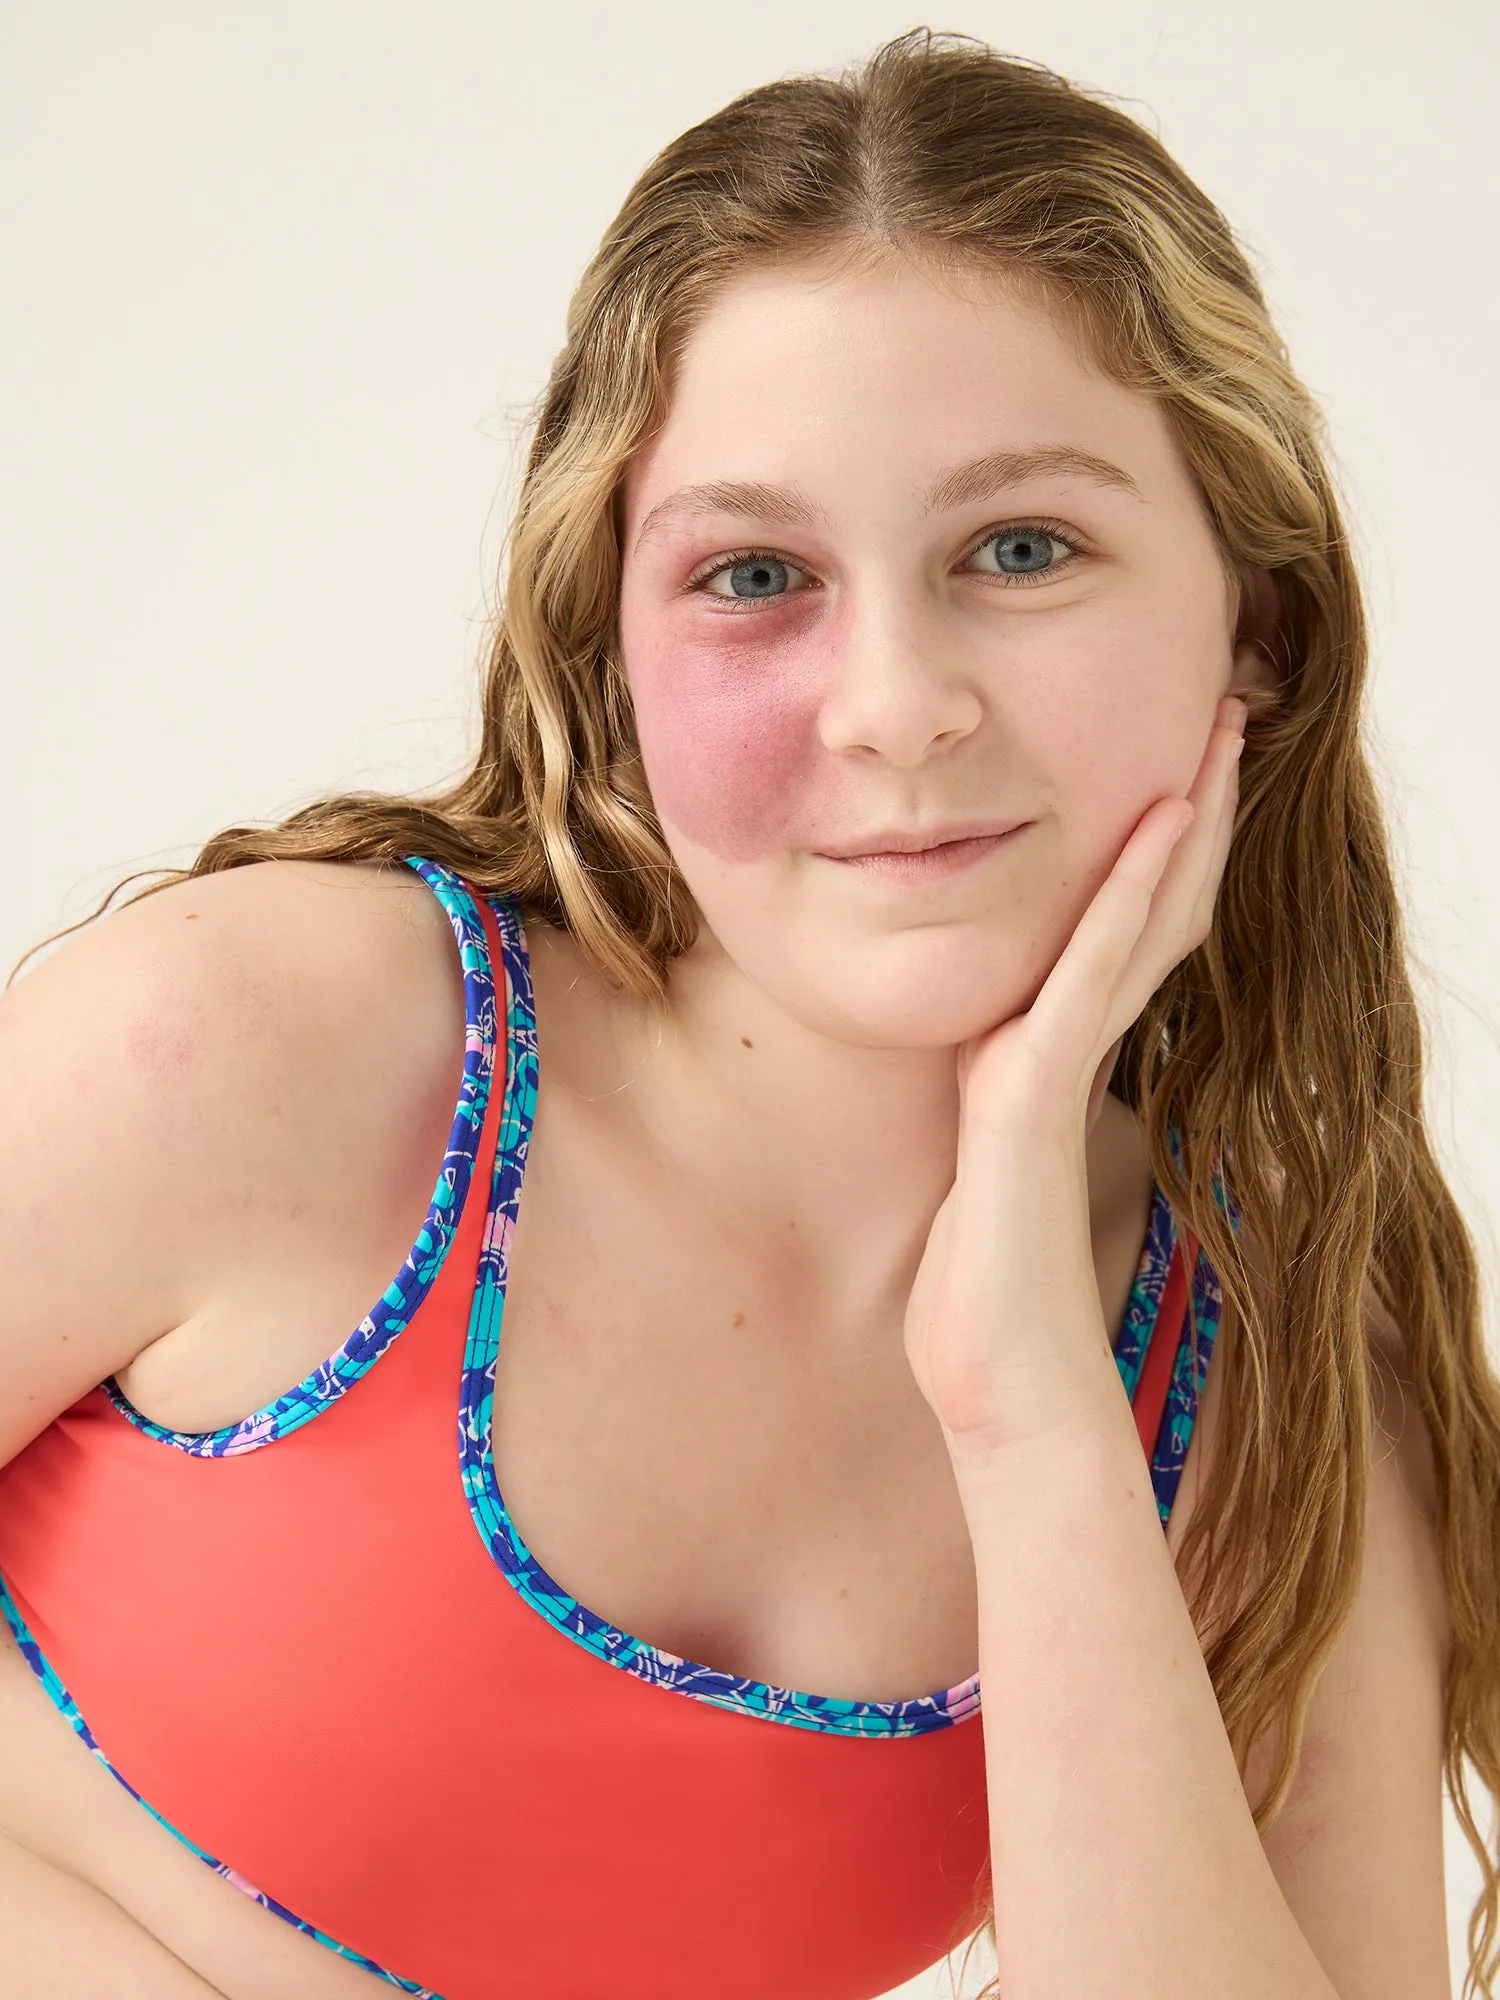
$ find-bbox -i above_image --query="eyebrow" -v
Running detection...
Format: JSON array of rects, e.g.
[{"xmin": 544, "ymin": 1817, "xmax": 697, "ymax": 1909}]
[{"xmin": 630, "ymin": 445, "xmax": 1144, "ymax": 554}]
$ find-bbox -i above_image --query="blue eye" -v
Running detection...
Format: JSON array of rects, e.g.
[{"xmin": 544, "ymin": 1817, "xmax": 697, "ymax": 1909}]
[
  {"xmin": 687, "ymin": 521, "xmax": 1083, "ymax": 608},
  {"xmin": 966, "ymin": 522, "xmax": 1080, "ymax": 584},
  {"xmin": 698, "ymin": 552, "xmax": 811, "ymax": 601},
  {"xmin": 723, "ymin": 557, "xmax": 787, "ymax": 597}
]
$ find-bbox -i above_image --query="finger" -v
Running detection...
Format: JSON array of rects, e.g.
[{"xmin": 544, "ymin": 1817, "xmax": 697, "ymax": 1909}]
[
  {"xmin": 1042, "ymin": 700, "xmax": 1242, "ymax": 1065},
  {"xmin": 1114, "ymin": 700, "xmax": 1245, "ymax": 1009},
  {"xmin": 1147, "ymin": 698, "xmax": 1244, "ymax": 911},
  {"xmin": 973, "ymin": 698, "xmax": 1245, "ymax": 1109},
  {"xmin": 1021, "ymin": 795, "xmax": 1194, "ymax": 1063},
  {"xmin": 1184, "ymin": 727, "xmax": 1243, "ymax": 944}
]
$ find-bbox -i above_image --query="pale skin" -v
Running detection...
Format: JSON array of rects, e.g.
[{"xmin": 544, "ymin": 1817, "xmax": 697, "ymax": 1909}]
[
  {"xmin": 0, "ymin": 249, "xmax": 1452, "ymax": 1996},
  {"xmin": 616, "ymin": 248, "xmax": 1451, "ymax": 1996}
]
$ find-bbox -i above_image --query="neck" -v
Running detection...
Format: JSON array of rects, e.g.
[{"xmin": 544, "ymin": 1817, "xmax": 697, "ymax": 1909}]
[
  {"xmin": 641, "ymin": 944, "xmax": 965, "ymax": 1325},
  {"xmin": 527, "ymin": 917, "xmax": 1140, "ymax": 1332}
]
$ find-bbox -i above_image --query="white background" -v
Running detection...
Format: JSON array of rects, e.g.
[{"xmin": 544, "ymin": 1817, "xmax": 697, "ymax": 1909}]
[{"xmin": 2, "ymin": 4, "xmax": 1496, "ymax": 1994}]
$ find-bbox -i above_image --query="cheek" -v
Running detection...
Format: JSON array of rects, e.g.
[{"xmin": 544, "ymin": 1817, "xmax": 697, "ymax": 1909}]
[
  {"xmin": 1016, "ymin": 605, "xmax": 1225, "ymax": 822},
  {"xmin": 621, "ymin": 606, "xmax": 851, "ymax": 863}
]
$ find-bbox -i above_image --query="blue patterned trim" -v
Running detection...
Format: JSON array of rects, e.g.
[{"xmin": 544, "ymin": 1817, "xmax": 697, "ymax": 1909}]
[
  {"xmin": 1147, "ymin": 1242, "xmax": 1224, "ymax": 1527},
  {"xmin": 0, "ymin": 861, "xmax": 1228, "ymax": 1990},
  {"xmin": 100, "ymin": 858, "xmax": 498, "ymax": 1457},
  {"xmin": 454, "ymin": 902, "xmax": 1210, "ymax": 1738},
  {"xmin": 0, "ymin": 1571, "xmax": 444, "ymax": 1998},
  {"xmin": 1109, "ymin": 1147, "xmax": 1228, "ymax": 1527},
  {"xmin": 1144, "ymin": 1119, "xmax": 1235, "ymax": 1525},
  {"xmin": 1112, "ymin": 1182, "xmax": 1178, "ymax": 1406}
]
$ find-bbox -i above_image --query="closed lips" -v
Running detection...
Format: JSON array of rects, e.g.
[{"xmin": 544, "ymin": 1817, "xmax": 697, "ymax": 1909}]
[{"xmin": 816, "ymin": 821, "xmax": 1028, "ymax": 858}]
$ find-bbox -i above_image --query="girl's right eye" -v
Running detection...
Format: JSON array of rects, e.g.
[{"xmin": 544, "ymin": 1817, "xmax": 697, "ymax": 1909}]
[{"xmin": 691, "ymin": 551, "xmax": 815, "ymax": 604}]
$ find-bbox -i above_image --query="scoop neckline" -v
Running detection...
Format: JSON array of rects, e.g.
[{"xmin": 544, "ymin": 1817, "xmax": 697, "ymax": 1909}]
[
  {"xmin": 456, "ymin": 878, "xmax": 1185, "ymax": 1739},
  {"xmin": 96, "ymin": 855, "xmax": 1186, "ymax": 1735}
]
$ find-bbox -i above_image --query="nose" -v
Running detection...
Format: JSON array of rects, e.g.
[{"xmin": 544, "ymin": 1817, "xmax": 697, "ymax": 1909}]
[{"xmin": 816, "ymin": 591, "xmax": 983, "ymax": 767}]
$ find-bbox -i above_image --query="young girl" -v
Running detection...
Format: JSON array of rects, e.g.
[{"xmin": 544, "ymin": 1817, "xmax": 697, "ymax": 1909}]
[{"xmin": 0, "ymin": 28, "xmax": 1493, "ymax": 2000}]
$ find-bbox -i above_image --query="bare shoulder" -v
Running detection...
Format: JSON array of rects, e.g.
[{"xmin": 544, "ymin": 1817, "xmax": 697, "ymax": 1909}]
[
  {"xmin": 3, "ymin": 859, "xmax": 459, "ymax": 1161},
  {"xmin": 0, "ymin": 858, "xmax": 463, "ymax": 1467},
  {"xmin": 88, "ymin": 854, "xmax": 449, "ymax": 985},
  {"xmin": 10, "ymin": 855, "xmax": 450, "ymax": 1017}
]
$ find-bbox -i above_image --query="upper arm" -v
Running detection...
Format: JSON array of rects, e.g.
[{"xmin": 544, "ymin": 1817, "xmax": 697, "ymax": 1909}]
[
  {"xmin": 0, "ymin": 872, "xmax": 288, "ymax": 1469},
  {"xmin": 0, "ymin": 857, "xmax": 450, "ymax": 1473},
  {"xmin": 0, "ymin": 1825, "xmax": 231, "ymax": 1997},
  {"xmin": 1245, "ymin": 1305, "xmax": 1453, "ymax": 2000},
  {"xmin": 0, "ymin": 882, "xmax": 240, "ymax": 1467}
]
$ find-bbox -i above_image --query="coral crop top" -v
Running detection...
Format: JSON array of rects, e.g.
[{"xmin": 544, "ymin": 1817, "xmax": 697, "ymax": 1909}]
[{"xmin": 0, "ymin": 858, "xmax": 1224, "ymax": 2000}]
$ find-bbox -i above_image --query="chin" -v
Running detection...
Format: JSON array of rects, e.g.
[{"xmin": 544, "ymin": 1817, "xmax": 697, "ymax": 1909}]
[
  {"xmin": 826, "ymin": 984, "xmax": 1037, "ymax": 1052},
  {"xmin": 754, "ymin": 924, "xmax": 1048, "ymax": 1052}
]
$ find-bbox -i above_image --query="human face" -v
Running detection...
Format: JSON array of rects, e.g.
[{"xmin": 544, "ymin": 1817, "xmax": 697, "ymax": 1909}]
[{"xmin": 618, "ymin": 250, "xmax": 1252, "ymax": 1049}]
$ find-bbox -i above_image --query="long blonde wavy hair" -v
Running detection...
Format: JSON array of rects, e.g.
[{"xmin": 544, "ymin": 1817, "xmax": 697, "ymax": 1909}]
[{"xmin": 24, "ymin": 29, "xmax": 1500, "ymax": 1998}]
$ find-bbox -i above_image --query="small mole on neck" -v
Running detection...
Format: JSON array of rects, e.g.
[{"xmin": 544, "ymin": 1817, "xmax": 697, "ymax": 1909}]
[{"xmin": 740, "ymin": 1036, "xmax": 753, "ymax": 1049}]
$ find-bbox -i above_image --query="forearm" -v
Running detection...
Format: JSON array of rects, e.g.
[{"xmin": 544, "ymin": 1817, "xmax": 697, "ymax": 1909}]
[
  {"xmin": 953, "ymin": 1372, "xmax": 1339, "ymax": 2000},
  {"xmin": 0, "ymin": 1827, "xmax": 229, "ymax": 2000}
]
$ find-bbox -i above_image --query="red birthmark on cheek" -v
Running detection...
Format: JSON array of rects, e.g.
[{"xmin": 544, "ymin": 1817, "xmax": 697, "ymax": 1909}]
[{"xmin": 624, "ymin": 610, "xmax": 853, "ymax": 864}]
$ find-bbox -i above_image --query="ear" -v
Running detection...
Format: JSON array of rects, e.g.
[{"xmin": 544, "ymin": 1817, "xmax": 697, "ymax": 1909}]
[{"xmin": 1229, "ymin": 564, "xmax": 1291, "ymax": 703}]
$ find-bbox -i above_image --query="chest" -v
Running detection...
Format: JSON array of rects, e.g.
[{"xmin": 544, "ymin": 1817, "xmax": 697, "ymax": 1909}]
[
  {"xmin": 495, "ymin": 1229, "xmax": 977, "ymax": 1702},
  {"xmin": 112, "ymin": 995, "xmax": 1181, "ymax": 1715},
  {"xmin": 485, "ymin": 1074, "xmax": 1164, "ymax": 1707}
]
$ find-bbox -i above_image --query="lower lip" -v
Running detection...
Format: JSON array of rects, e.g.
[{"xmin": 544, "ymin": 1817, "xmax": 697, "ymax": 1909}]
[{"xmin": 818, "ymin": 828, "xmax": 1028, "ymax": 882}]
